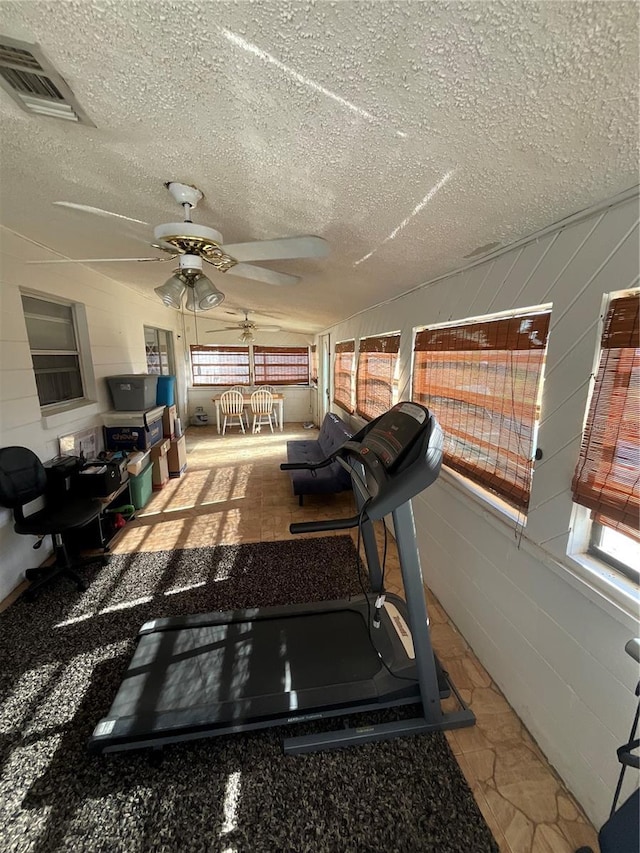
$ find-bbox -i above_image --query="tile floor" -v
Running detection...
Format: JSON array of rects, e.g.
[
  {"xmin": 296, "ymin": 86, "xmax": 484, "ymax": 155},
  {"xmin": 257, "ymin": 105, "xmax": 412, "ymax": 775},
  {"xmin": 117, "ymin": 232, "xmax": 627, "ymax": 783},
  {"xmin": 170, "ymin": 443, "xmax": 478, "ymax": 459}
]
[{"xmin": 2, "ymin": 423, "xmax": 600, "ymax": 853}]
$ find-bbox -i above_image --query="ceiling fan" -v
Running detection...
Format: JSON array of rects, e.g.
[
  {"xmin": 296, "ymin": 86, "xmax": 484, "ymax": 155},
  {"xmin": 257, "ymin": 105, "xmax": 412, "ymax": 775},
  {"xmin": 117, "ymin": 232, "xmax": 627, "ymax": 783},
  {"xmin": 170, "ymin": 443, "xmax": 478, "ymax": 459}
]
[
  {"xmin": 207, "ymin": 310, "xmax": 281, "ymax": 343},
  {"xmin": 29, "ymin": 182, "xmax": 330, "ymax": 311}
]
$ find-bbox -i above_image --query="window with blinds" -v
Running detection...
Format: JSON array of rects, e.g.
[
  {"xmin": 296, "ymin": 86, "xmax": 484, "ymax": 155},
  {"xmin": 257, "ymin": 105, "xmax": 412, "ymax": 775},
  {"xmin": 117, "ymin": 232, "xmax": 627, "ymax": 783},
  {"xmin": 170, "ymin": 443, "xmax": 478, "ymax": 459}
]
[
  {"xmin": 253, "ymin": 346, "xmax": 309, "ymax": 385},
  {"xmin": 21, "ymin": 294, "xmax": 85, "ymax": 407},
  {"xmin": 356, "ymin": 333, "xmax": 400, "ymax": 421},
  {"xmin": 190, "ymin": 345, "xmax": 250, "ymax": 386},
  {"xmin": 572, "ymin": 293, "xmax": 639, "ymax": 542},
  {"xmin": 412, "ymin": 308, "xmax": 551, "ymax": 511},
  {"xmin": 334, "ymin": 340, "xmax": 355, "ymax": 413}
]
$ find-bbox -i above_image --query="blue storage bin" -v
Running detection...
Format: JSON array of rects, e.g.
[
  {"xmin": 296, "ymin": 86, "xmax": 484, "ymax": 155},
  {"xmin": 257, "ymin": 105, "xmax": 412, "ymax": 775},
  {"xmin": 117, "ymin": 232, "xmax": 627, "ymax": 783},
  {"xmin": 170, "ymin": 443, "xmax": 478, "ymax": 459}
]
[{"xmin": 156, "ymin": 375, "xmax": 176, "ymax": 407}]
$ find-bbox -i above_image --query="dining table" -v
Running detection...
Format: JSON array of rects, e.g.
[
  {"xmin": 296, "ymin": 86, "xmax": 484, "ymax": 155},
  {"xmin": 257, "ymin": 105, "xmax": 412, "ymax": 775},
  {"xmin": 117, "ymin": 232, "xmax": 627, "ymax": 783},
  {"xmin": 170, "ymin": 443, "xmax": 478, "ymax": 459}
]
[{"xmin": 212, "ymin": 392, "xmax": 284, "ymax": 434}]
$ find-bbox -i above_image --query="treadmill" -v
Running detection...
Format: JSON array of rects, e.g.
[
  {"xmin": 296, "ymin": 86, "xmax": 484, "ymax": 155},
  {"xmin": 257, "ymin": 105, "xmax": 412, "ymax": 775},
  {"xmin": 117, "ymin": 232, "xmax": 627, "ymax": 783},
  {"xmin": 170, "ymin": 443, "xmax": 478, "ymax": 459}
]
[{"xmin": 89, "ymin": 402, "xmax": 475, "ymax": 755}]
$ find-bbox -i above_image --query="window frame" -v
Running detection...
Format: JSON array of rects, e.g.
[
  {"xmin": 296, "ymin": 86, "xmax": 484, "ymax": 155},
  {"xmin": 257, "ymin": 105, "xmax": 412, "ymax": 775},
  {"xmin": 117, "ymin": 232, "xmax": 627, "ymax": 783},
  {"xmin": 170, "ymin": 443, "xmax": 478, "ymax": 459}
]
[
  {"xmin": 144, "ymin": 326, "xmax": 175, "ymax": 376},
  {"xmin": 190, "ymin": 344, "xmax": 251, "ymax": 387},
  {"xmin": 253, "ymin": 345, "xmax": 310, "ymax": 386},
  {"xmin": 569, "ymin": 289, "xmax": 640, "ymax": 584},
  {"xmin": 355, "ymin": 332, "xmax": 401, "ymax": 421},
  {"xmin": 333, "ymin": 340, "xmax": 356, "ymax": 414},
  {"xmin": 21, "ymin": 290, "xmax": 95, "ymax": 413},
  {"xmin": 411, "ymin": 304, "xmax": 552, "ymax": 514}
]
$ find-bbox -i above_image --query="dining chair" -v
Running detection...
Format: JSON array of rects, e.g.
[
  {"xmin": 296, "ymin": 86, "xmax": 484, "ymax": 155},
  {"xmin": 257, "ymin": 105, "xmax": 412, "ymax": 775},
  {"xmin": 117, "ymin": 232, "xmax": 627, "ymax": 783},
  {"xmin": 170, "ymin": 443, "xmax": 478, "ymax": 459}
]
[
  {"xmin": 250, "ymin": 389, "xmax": 274, "ymax": 434},
  {"xmin": 220, "ymin": 390, "xmax": 246, "ymax": 435},
  {"xmin": 229, "ymin": 385, "xmax": 250, "ymax": 427},
  {"xmin": 256, "ymin": 385, "xmax": 279, "ymax": 427}
]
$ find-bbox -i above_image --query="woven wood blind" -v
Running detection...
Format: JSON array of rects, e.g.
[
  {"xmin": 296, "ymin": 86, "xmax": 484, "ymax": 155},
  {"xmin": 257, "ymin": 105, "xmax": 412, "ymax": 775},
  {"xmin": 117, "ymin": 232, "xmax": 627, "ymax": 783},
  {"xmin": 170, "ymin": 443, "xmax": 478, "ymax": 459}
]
[
  {"xmin": 356, "ymin": 334, "xmax": 401, "ymax": 421},
  {"xmin": 412, "ymin": 310, "xmax": 551, "ymax": 511},
  {"xmin": 334, "ymin": 340, "xmax": 355, "ymax": 413},
  {"xmin": 253, "ymin": 346, "xmax": 309, "ymax": 385},
  {"xmin": 310, "ymin": 345, "xmax": 318, "ymax": 384},
  {"xmin": 190, "ymin": 345, "xmax": 250, "ymax": 386},
  {"xmin": 572, "ymin": 294, "xmax": 639, "ymax": 534}
]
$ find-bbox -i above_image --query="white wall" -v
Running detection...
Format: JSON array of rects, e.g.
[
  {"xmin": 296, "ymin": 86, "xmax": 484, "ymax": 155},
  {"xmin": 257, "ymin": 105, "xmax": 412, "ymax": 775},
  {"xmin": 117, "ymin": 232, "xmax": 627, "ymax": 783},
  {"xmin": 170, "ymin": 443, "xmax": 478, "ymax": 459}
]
[
  {"xmin": 184, "ymin": 320, "xmax": 315, "ymax": 425},
  {"xmin": 0, "ymin": 227, "xmax": 186, "ymax": 601},
  {"xmin": 324, "ymin": 193, "xmax": 640, "ymax": 827}
]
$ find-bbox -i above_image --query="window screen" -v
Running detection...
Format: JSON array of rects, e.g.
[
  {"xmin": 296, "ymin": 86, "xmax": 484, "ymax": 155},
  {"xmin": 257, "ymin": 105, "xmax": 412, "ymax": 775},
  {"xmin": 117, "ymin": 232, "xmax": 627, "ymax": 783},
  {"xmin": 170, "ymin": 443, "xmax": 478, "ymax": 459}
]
[
  {"xmin": 356, "ymin": 334, "xmax": 400, "ymax": 421},
  {"xmin": 190, "ymin": 345, "xmax": 250, "ymax": 386},
  {"xmin": 412, "ymin": 309, "xmax": 551, "ymax": 511},
  {"xmin": 253, "ymin": 346, "xmax": 309, "ymax": 385},
  {"xmin": 21, "ymin": 294, "xmax": 84, "ymax": 407},
  {"xmin": 334, "ymin": 341, "xmax": 355, "ymax": 413},
  {"xmin": 572, "ymin": 293, "xmax": 639, "ymax": 540}
]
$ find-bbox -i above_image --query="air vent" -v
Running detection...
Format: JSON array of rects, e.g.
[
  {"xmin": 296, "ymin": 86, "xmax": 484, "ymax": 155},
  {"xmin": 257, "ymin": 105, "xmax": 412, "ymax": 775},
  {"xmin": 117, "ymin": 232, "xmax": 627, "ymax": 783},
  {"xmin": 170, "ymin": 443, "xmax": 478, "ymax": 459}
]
[{"xmin": 0, "ymin": 35, "xmax": 94, "ymax": 125}]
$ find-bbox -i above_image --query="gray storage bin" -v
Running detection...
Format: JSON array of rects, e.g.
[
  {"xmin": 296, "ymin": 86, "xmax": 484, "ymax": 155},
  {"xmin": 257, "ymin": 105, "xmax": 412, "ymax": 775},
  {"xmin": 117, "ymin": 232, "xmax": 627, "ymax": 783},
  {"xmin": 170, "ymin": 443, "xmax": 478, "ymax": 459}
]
[{"xmin": 107, "ymin": 374, "xmax": 158, "ymax": 411}]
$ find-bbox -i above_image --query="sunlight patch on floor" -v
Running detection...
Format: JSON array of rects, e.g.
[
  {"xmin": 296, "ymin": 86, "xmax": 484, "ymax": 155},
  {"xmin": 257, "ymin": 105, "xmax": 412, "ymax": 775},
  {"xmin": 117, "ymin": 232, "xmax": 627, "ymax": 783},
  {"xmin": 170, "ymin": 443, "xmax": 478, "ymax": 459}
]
[{"xmin": 220, "ymin": 770, "xmax": 242, "ymax": 837}]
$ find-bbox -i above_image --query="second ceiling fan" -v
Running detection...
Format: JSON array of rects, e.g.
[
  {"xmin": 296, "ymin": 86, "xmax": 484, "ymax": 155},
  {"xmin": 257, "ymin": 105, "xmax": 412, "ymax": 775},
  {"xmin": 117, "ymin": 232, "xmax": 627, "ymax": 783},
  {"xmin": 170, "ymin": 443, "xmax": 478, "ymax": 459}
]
[{"xmin": 207, "ymin": 311, "xmax": 281, "ymax": 343}]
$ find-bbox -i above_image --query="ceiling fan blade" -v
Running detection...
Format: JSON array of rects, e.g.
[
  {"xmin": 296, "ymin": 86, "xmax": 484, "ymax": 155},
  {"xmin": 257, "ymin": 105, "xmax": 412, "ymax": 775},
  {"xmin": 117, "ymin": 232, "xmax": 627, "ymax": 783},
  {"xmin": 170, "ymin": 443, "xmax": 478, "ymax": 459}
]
[
  {"xmin": 53, "ymin": 202, "xmax": 149, "ymax": 226},
  {"xmin": 27, "ymin": 257, "xmax": 171, "ymax": 264},
  {"xmin": 226, "ymin": 263, "xmax": 301, "ymax": 286},
  {"xmin": 222, "ymin": 236, "xmax": 329, "ymax": 262},
  {"xmin": 206, "ymin": 326, "xmax": 240, "ymax": 332}
]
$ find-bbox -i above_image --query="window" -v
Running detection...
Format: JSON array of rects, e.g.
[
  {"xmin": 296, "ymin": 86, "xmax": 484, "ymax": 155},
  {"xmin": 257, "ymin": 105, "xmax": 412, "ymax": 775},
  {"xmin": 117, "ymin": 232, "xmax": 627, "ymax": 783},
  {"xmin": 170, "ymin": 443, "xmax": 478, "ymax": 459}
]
[
  {"xmin": 253, "ymin": 346, "xmax": 309, "ymax": 385},
  {"xmin": 412, "ymin": 307, "xmax": 551, "ymax": 512},
  {"xmin": 572, "ymin": 293, "xmax": 639, "ymax": 581},
  {"xmin": 21, "ymin": 294, "xmax": 85, "ymax": 407},
  {"xmin": 356, "ymin": 333, "xmax": 400, "ymax": 421},
  {"xmin": 310, "ymin": 345, "xmax": 318, "ymax": 386},
  {"xmin": 334, "ymin": 340, "xmax": 355, "ymax": 413},
  {"xmin": 190, "ymin": 345, "xmax": 250, "ymax": 386},
  {"xmin": 145, "ymin": 326, "xmax": 174, "ymax": 375}
]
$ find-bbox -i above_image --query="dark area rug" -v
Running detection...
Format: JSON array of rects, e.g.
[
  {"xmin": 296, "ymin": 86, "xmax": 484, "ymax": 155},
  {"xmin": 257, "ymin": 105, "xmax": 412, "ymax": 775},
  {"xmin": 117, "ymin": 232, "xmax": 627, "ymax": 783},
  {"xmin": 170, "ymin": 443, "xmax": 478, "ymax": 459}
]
[{"xmin": 0, "ymin": 536, "xmax": 498, "ymax": 853}]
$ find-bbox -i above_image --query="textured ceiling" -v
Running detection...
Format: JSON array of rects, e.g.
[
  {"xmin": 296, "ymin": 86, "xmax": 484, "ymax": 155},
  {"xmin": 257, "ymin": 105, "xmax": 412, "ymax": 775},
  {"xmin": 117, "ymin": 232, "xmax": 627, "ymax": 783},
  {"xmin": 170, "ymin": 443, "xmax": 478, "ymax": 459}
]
[{"xmin": 0, "ymin": 1, "xmax": 638, "ymax": 333}]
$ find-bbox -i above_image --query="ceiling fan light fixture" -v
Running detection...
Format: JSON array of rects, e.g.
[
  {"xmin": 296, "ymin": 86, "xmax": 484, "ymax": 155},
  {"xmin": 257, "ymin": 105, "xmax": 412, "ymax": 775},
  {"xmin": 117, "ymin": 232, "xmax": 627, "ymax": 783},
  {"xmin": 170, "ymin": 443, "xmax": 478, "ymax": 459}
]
[
  {"xmin": 239, "ymin": 329, "xmax": 255, "ymax": 344},
  {"xmin": 193, "ymin": 275, "xmax": 225, "ymax": 309},
  {"xmin": 154, "ymin": 276, "xmax": 186, "ymax": 309},
  {"xmin": 183, "ymin": 273, "xmax": 226, "ymax": 312}
]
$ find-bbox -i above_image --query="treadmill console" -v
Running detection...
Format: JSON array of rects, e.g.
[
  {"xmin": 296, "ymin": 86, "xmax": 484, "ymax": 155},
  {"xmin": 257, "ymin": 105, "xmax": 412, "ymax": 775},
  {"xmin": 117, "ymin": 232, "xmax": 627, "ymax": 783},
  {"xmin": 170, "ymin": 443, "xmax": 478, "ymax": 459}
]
[
  {"xmin": 360, "ymin": 402, "xmax": 429, "ymax": 471},
  {"xmin": 337, "ymin": 402, "xmax": 443, "ymax": 518}
]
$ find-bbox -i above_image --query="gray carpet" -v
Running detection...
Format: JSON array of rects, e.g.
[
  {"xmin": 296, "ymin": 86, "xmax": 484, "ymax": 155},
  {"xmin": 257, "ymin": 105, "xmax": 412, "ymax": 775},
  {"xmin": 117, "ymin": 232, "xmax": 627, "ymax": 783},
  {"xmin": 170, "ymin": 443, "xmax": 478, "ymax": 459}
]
[{"xmin": 0, "ymin": 537, "xmax": 498, "ymax": 853}]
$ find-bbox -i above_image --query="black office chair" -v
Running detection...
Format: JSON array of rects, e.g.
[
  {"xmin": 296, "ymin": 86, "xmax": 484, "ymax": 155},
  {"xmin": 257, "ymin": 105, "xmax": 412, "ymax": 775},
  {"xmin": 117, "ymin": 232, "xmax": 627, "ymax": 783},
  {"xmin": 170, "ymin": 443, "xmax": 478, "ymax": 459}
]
[{"xmin": 0, "ymin": 446, "xmax": 106, "ymax": 600}]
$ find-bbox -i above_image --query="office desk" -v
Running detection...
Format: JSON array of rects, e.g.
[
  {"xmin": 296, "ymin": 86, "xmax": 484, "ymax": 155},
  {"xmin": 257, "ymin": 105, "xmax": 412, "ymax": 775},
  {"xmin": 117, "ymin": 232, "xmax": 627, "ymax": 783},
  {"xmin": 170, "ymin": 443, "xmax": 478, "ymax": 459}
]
[{"xmin": 212, "ymin": 394, "xmax": 284, "ymax": 433}]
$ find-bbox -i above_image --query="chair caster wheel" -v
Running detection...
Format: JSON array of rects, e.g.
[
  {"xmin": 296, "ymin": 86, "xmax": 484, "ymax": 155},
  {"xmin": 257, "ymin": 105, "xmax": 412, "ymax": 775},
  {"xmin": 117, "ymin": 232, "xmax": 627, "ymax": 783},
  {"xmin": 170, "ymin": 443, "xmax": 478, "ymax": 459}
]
[{"xmin": 25, "ymin": 568, "xmax": 42, "ymax": 581}]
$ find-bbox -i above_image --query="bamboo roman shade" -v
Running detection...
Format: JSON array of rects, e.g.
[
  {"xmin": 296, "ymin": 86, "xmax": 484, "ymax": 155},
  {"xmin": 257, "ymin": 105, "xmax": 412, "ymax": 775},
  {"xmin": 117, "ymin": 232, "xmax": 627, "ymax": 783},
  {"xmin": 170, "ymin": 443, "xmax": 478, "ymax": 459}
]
[
  {"xmin": 334, "ymin": 340, "xmax": 355, "ymax": 413},
  {"xmin": 253, "ymin": 346, "xmax": 309, "ymax": 385},
  {"xmin": 572, "ymin": 294, "xmax": 639, "ymax": 536},
  {"xmin": 356, "ymin": 334, "xmax": 400, "ymax": 421},
  {"xmin": 190, "ymin": 345, "xmax": 250, "ymax": 386},
  {"xmin": 412, "ymin": 310, "xmax": 551, "ymax": 511}
]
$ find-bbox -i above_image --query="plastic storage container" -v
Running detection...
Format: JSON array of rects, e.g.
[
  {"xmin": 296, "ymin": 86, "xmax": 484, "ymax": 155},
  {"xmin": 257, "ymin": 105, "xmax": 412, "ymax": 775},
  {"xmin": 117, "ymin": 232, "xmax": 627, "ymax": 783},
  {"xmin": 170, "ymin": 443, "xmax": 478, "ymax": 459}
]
[
  {"xmin": 107, "ymin": 374, "xmax": 158, "ymax": 411},
  {"xmin": 156, "ymin": 375, "xmax": 176, "ymax": 407},
  {"xmin": 103, "ymin": 406, "xmax": 165, "ymax": 451},
  {"xmin": 129, "ymin": 463, "xmax": 153, "ymax": 509}
]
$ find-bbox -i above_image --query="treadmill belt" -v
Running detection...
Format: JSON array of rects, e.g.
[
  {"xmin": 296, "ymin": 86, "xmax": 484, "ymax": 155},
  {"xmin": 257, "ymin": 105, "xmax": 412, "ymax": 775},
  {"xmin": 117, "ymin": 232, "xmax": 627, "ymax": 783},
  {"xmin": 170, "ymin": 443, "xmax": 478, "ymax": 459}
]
[{"xmin": 110, "ymin": 609, "xmax": 381, "ymax": 720}]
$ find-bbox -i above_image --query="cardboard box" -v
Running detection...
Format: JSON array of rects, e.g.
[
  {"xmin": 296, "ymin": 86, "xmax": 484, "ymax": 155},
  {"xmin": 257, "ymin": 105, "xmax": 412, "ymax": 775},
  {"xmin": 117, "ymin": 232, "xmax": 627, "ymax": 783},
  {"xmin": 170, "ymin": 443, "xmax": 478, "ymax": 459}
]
[
  {"xmin": 103, "ymin": 406, "xmax": 165, "ymax": 452},
  {"xmin": 163, "ymin": 404, "xmax": 177, "ymax": 438},
  {"xmin": 167, "ymin": 434, "xmax": 187, "ymax": 478},
  {"xmin": 150, "ymin": 438, "xmax": 170, "ymax": 459},
  {"xmin": 150, "ymin": 438, "xmax": 170, "ymax": 490},
  {"xmin": 126, "ymin": 450, "xmax": 151, "ymax": 477},
  {"xmin": 152, "ymin": 454, "xmax": 169, "ymax": 490}
]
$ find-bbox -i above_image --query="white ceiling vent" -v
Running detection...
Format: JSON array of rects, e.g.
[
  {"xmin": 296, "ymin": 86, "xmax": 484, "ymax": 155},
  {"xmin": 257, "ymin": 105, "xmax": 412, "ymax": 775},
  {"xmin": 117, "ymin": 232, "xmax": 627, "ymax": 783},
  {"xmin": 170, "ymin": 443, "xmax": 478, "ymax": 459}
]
[{"xmin": 0, "ymin": 35, "xmax": 94, "ymax": 126}]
